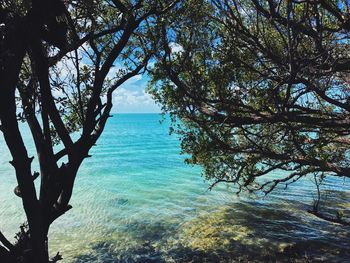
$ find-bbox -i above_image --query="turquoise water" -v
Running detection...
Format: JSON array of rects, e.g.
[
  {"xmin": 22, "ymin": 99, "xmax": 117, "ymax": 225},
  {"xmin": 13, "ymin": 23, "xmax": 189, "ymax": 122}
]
[{"xmin": 0, "ymin": 114, "xmax": 350, "ymax": 262}]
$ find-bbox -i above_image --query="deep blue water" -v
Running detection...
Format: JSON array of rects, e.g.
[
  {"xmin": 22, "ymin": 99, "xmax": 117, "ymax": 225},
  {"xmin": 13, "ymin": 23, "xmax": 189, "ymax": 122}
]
[{"xmin": 0, "ymin": 114, "xmax": 349, "ymax": 262}]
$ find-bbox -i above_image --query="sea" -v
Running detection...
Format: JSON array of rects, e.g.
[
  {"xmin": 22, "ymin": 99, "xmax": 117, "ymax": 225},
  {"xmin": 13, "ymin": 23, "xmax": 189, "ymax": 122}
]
[{"xmin": 0, "ymin": 114, "xmax": 349, "ymax": 262}]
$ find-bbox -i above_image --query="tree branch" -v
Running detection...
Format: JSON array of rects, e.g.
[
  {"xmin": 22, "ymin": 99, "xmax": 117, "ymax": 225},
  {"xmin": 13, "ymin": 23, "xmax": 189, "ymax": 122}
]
[{"xmin": 0, "ymin": 231, "xmax": 15, "ymax": 252}]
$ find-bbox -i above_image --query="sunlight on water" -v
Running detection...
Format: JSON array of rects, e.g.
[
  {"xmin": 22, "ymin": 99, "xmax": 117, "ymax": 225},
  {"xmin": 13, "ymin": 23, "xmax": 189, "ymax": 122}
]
[{"xmin": 0, "ymin": 114, "xmax": 349, "ymax": 262}]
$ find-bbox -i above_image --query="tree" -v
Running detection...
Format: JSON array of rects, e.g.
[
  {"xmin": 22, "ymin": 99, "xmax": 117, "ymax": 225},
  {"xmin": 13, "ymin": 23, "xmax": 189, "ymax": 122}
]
[
  {"xmin": 150, "ymin": 0, "xmax": 350, "ymax": 223},
  {"xmin": 0, "ymin": 0, "xmax": 175, "ymax": 262}
]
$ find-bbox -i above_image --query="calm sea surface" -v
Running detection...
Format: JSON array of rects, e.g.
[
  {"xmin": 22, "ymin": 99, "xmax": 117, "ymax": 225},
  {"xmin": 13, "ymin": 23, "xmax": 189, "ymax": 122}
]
[{"xmin": 0, "ymin": 114, "xmax": 349, "ymax": 262}]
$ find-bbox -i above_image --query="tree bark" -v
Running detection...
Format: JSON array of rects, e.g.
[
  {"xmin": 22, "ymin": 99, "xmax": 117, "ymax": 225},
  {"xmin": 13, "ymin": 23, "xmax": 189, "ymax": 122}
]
[{"xmin": 0, "ymin": 18, "xmax": 48, "ymax": 263}]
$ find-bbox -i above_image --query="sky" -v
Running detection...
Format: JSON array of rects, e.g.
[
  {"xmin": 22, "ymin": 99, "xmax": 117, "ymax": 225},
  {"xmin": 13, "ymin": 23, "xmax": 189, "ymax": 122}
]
[
  {"xmin": 104, "ymin": 43, "xmax": 184, "ymax": 113},
  {"xmin": 63, "ymin": 49, "xmax": 162, "ymax": 114},
  {"xmin": 56, "ymin": 56, "xmax": 161, "ymax": 113},
  {"xmin": 77, "ymin": 50, "xmax": 163, "ymax": 114},
  {"xmin": 70, "ymin": 42, "xmax": 184, "ymax": 114},
  {"xmin": 111, "ymin": 74, "xmax": 161, "ymax": 113}
]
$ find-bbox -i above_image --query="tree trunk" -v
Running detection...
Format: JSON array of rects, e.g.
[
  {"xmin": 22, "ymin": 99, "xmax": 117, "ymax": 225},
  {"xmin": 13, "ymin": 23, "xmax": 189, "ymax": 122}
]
[{"xmin": 0, "ymin": 19, "xmax": 49, "ymax": 263}]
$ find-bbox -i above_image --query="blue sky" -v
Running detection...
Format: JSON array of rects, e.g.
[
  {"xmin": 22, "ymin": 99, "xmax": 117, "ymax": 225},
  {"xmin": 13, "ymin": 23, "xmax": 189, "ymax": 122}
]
[
  {"xmin": 78, "ymin": 42, "xmax": 184, "ymax": 113},
  {"xmin": 111, "ymin": 73, "xmax": 161, "ymax": 113},
  {"xmin": 78, "ymin": 44, "xmax": 161, "ymax": 113},
  {"xmin": 110, "ymin": 43, "xmax": 184, "ymax": 113}
]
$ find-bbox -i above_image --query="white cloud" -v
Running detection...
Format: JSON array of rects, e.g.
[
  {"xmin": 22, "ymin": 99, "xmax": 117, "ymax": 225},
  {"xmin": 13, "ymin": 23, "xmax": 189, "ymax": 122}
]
[
  {"xmin": 169, "ymin": 42, "xmax": 184, "ymax": 54},
  {"xmin": 113, "ymin": 88, "xmax": 152, "ymax": 105},
  {"xmin": 112, "ymin": 87, "xmax": 160, "ymax": 113},
  {"xmin": 51, "ymin": 88, "xmax": 65, "ymax": 98}
]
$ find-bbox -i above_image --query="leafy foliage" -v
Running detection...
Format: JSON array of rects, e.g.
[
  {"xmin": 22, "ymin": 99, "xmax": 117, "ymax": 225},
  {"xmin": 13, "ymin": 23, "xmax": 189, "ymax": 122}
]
[{"xmin": 150, "ymin": 0, "xmax": 350, "ymax": 194}]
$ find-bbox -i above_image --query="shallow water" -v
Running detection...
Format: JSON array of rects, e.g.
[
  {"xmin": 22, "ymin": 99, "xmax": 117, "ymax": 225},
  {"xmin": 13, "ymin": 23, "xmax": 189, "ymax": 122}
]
[{"xmin": 0, "ymin": 114, "xmax": 349, "ymax": 262}]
